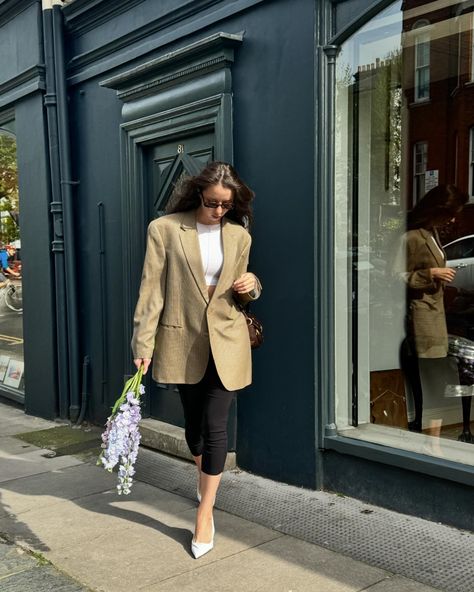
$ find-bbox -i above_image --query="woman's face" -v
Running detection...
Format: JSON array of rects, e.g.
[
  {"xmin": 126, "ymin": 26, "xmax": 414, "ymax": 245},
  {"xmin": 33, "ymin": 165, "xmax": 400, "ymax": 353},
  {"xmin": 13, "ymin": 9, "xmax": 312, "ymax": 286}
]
[{"xmin": 195, "ymin": 183, "xmax": 234, "ymax": 225}]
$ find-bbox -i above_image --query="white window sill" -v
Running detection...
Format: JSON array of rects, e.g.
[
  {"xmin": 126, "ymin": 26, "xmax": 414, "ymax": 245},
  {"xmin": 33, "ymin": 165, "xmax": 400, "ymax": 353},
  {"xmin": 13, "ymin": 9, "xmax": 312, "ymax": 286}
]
[{"xmin": 337, "ymin": 424, "xmax": 474, "ymax": 467}]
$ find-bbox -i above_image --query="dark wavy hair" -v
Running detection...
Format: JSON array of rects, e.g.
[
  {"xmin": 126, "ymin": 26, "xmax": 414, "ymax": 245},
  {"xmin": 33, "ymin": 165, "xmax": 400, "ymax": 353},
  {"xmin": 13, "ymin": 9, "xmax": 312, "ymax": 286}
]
[
  {"xmin": 165, "ymin": 161, "xmax": 255, "ymax": 229},
  {"xmin": 407, "ymin": 184, "xmax": 468, "ymax": 230}
]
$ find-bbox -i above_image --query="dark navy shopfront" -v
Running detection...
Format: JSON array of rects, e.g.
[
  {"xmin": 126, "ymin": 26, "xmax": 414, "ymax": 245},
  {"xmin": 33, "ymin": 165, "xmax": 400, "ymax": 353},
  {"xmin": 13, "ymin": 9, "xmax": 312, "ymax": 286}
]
[{"xmin": 0, "ymin": 0, "xmax": 472, "ymax": 530}]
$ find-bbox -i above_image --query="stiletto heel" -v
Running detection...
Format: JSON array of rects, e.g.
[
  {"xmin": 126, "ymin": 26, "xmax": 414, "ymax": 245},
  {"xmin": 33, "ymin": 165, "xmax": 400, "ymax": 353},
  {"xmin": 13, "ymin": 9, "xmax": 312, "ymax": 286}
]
[{"xmin": 191, "ymin": 516, "xmax": 214, "ymax": 559}]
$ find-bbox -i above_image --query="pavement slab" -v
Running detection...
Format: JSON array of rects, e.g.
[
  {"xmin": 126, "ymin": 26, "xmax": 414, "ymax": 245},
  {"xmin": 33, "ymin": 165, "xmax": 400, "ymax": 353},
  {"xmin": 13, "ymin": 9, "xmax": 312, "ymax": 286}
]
[
  {"xmin": 0, "ymin": 448, "xmax": 83, "ymax": 484},
  {"xmin": 44, "ymin": 506, "xmax": 284, "ymax": 592},
  {"xmin": 0, "ymin": 436, "xmax": 39, "ymax": 456},
  {"xmin": 0, "ymin": 463, "xmax": 117, "ymax": 518},
  {"xmin": 0, "ymin": 479, "xmax": 195, "ymax": 554},
  {"xmin": 139, "ymin": 533, "xmax": 391, "ymax": 592},
  {"xmin": 0, "ymin": 404, "xmax": 59, "ymax": 436}
]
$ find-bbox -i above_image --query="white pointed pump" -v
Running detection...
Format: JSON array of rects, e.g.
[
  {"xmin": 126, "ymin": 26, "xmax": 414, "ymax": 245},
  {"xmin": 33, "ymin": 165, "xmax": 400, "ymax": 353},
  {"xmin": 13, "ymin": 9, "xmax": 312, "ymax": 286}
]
[{"xmin": 191, "ymin": 516, "xmax": 215, "ymax": 559}]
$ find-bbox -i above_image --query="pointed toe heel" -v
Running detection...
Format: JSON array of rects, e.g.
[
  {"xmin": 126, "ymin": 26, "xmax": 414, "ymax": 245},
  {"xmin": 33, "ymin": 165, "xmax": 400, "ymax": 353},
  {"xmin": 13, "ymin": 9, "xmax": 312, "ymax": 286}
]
[
  {"xmin": 191, "ymin": 538, "xmax": 214, "ymax": 559},
  {"xmin": 191, "ymin": 517, "xmax": 215, "ymax": 559}
]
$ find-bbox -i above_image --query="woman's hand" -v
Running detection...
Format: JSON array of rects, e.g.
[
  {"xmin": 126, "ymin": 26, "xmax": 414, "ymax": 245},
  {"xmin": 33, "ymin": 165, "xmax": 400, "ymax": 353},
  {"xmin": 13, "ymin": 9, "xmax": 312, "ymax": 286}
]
[
  {"xmin": 133, "ymin": 358, "xmax": 152, "ymax": 374},
  {"xmin": 233, "ymin": 272, "xmax": 256, "ymax": 294},
  {"xmin": 431, "ymin": 267, "xmax": 456, "ymax": 283}
]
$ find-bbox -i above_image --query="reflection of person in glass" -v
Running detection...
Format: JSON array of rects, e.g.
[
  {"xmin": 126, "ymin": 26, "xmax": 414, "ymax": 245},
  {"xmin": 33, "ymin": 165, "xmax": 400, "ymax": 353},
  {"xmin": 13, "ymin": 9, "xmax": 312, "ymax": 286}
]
[
  {"xmin": 0, "ymin": 244, "xmax": 20, "ymax": 284},
  {"xmin": 394, "ymin": 185, "xmax": 468, "ymax": 435}
]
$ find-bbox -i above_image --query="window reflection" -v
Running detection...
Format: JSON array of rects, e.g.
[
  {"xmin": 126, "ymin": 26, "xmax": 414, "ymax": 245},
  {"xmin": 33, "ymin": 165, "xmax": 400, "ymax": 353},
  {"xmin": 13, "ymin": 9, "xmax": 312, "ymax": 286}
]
[
  {"xmin": 335, "ymin": 0, "xmax": 474, "ymax": 461},
  {"xmin": 0, "ymin": 122, "xmax": 24, "ymax": 399}
]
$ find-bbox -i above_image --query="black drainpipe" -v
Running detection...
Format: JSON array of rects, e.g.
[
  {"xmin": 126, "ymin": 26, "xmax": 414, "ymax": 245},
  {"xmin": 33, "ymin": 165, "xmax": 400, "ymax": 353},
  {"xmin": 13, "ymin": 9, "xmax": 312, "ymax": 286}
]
[
  {"xmin": 52, "ymin": 4, "xmax": 81, "ymax": 423},
  {"xmin": 43, "ymin": 4, "xmax": 81, "ymax": 422},
  {"xmin": 42, "ymin": 5, "xmax": 70, "ymax": 419}
]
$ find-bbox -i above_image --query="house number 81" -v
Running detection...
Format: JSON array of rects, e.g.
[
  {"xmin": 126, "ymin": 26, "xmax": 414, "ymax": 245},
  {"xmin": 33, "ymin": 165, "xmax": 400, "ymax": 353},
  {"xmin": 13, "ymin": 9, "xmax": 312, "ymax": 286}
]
[{"xmin": 177, "ymin": 144, "xmax": 184, "ymax": 154}]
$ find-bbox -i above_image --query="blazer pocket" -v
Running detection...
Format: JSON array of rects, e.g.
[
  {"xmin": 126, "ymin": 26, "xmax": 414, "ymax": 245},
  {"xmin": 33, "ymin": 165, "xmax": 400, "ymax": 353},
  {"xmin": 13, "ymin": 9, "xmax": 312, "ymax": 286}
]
[{"xmin": 158, "ymin": 321, "xmax": 183, "ymax": 329}]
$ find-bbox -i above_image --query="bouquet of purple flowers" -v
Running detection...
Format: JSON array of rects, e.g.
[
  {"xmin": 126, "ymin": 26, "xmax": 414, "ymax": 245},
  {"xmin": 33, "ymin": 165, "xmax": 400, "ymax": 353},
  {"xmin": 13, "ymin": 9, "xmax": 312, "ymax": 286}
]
[{"xmin": 97, "ymin": 365, "xmax": 145, "ymax": 495}]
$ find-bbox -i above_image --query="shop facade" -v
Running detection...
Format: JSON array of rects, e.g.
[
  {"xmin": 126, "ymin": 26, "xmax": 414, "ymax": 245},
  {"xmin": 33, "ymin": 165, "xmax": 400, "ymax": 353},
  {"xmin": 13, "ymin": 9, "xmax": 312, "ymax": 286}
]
[{"xmin": 0, "ymin": 0, "xmax": 472, "ymax": 530}]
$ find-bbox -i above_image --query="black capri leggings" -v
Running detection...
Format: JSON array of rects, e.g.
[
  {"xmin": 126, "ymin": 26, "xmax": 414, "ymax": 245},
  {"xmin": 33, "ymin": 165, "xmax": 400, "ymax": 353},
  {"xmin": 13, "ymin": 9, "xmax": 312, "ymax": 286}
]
[{"xmin": 177, "ymin": 352, "xmax": 236, "ymax": 476}]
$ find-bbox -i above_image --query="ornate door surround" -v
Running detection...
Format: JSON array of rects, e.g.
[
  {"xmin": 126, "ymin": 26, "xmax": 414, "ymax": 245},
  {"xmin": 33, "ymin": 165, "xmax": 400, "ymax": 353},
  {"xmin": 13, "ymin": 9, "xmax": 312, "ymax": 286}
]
[{"xmin": 100, "ymin": 31, "xmax": 243, "ymax": 371}]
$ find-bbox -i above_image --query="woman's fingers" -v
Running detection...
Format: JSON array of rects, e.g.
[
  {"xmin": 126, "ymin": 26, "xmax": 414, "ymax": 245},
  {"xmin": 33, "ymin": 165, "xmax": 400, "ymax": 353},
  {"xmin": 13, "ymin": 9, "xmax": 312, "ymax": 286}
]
[
  {"xmin": 233, "ymin": 273, "xmax": 256, "ymax": 293},
  {"xmin": 431, "ymin": 267, "xmax": 456, "ymax": 282},
  {"xmin": 133, "ymin": 358, "xmax": 152, "ymax": 374}
]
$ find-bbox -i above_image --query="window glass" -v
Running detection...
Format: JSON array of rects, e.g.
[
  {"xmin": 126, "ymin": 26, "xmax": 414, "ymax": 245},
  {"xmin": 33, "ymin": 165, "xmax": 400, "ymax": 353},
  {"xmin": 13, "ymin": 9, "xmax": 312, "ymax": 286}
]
[
  {"xmin": 444, "ymin": 236, "xmax": 474, "ymax": 260},
  {"xmin": 0, "ymin": 121, "xmax": 24, "ymax": 399},
  {"xmin": 414, "ymin": 22, "xmax": 430, "ymax": 101},
  {"xmin": 335, "ymin": 1, "xmax": 474, "ymax": 465}
]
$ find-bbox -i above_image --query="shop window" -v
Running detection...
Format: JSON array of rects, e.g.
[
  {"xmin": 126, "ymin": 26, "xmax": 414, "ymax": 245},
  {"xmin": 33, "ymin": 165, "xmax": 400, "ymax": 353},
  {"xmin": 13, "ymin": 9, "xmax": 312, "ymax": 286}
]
[
  {"xmin": 0, "ymin": 120, "xmax": 24, "ymax": 400},
  {"xmin": 335, "ymin": 0, "xmax": 474, "ymax": 466},
  {"xmin": 414, "ymin": 20, "xmax": 430, "ymax": 102}
]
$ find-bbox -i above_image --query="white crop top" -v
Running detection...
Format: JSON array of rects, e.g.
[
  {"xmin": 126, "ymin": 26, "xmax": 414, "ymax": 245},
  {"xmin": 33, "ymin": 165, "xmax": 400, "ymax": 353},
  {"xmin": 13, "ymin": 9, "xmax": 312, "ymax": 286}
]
[{"xmin": 196, "ymin": 221, "xmax": 224, "ymax": 286}]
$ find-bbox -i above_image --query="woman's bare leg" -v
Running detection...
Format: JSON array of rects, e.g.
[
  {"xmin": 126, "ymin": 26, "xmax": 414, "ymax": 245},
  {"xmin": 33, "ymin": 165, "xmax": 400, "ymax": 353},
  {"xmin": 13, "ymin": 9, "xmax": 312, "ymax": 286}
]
[
  {"xmin": 193, "ymin": 471, "xmax": 221, "ymax": 543},
  {"xmin": 193, "ymin": 454, "xmax": 202, "ymax": 492}
]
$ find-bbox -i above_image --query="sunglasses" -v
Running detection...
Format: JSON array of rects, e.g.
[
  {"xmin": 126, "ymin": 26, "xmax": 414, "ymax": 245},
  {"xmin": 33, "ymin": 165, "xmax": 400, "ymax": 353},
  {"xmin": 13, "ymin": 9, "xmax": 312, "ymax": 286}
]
[{"xmin": 199, "ymin": 192, "xmax": 234, "ymax": 211}]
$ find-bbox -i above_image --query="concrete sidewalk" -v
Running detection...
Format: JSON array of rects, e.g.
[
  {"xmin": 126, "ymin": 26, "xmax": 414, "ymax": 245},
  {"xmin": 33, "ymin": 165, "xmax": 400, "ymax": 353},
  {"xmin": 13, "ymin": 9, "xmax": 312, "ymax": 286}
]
[{"xmin": 0, "ymin": 399, "xmax": 460, "ymax": 592}]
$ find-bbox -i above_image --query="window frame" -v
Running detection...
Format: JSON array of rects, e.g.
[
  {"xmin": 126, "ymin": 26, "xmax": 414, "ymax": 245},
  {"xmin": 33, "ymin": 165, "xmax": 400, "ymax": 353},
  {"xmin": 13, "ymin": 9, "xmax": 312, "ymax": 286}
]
[
  {"xmin": 413, "ymin": 141, "xmax": 428, "ymax": 202},
  {"xmin": 413, "ymin": 20, "xmax": 431, "ymax": 102}
]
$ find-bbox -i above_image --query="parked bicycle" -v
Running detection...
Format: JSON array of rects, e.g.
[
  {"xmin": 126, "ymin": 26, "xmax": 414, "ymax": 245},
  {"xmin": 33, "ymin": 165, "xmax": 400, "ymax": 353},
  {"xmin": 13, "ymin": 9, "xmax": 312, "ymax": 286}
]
[{"xmin": 0, "ymin": 279, "xmax": 22, "ymax": 312}]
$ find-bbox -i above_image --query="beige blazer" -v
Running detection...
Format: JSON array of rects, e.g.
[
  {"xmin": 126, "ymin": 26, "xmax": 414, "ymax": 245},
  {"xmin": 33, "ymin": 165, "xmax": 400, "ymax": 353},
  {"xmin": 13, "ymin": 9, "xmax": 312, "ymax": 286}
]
[
  {"xmin": 131, "ymin": 210, "xmax": 262, "ymax": 390},
  {"xmin": 392, "ymin": 228, "xmax": 448, "ymax": 358}
]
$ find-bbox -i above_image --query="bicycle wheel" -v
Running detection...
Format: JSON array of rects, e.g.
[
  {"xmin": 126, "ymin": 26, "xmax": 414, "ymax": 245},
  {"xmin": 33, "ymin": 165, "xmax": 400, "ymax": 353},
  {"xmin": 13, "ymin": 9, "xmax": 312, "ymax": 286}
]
[{"xmin": 5, "ymin": 284, "xmax": 22, "ymax": 312}]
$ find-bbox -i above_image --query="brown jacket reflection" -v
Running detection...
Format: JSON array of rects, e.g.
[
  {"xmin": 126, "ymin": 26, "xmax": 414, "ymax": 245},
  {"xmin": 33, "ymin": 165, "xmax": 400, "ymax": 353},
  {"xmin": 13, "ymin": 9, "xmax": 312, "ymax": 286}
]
[
  {"xmin": 393, "ymin": 228, "xmax": 448, "ymax": 358},
  {"xmin": 131, "ymin": 210, "xmax": 262, "ymax": 391}
]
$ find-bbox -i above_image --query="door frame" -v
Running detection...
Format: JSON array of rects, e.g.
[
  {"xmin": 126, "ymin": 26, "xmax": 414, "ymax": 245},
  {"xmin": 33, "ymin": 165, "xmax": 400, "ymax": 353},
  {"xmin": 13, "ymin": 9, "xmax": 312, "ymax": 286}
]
[{"xmin": 119, "ymin": 93, "xmax": 234, "ymax": 372}]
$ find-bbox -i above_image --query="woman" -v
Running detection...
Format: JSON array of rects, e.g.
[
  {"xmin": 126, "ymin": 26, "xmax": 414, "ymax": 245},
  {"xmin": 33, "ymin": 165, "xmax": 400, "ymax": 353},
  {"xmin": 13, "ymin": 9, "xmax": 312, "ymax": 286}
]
[
  {"xmin": 393, "ymin": 184, "xmax": 468, "ymax": 433},
  {"xmin": 131, "ymin": 161, "xmax": 262, "ymax": 559}
]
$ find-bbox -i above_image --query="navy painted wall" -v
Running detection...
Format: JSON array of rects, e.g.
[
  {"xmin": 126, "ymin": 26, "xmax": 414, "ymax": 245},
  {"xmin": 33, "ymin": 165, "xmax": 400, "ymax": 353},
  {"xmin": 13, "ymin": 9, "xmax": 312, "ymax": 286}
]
[
  {"xmin": 323, "ymin": 451, "xmax": 474, "ymax": 531},
  {"xmin": 0, "ymin": 0, "xmax": 58, "ymax": 417},
  {"xmin": 65, "ymin": 0, "xmax": 317, "ymax": 488},
  {"xmin": 68, "ymin": 81, "xmax": 124, "ymax": 425},
  {"xmin": 17, "ymin": 92, "xmax": 58, "ymax": 419},
  {"xmin": 0, "ymin": 1, "xmax": 40, "ymax": 85}
]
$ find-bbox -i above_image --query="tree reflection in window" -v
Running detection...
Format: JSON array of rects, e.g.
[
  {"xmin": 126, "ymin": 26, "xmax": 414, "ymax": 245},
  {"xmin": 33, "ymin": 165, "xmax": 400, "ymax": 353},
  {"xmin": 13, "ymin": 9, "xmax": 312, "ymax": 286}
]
[{"xmin": 0, "ymin": 129, "xmax": 20, "ymax": 246}]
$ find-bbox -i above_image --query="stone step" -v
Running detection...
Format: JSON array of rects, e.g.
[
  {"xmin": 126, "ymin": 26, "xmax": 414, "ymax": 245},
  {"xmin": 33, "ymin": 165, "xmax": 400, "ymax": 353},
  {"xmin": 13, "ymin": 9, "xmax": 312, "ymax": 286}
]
[{"xmin": 138, "ymin": 418, "xmax": 237, "ymax": 471}]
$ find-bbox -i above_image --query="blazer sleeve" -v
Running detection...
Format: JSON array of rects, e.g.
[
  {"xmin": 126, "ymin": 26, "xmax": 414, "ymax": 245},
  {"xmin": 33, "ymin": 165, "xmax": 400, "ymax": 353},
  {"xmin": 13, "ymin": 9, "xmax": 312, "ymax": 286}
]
[
  {"xmin": 234, "ymin": 235, "xmax": 263, "ymax": 305},
  {"xmin": 391, "ymin": 232, "xmax": 437, "ymax": 290},
  {"xmin": 131, "ymin": 221, "xmax": 167, "ymax": 359}
]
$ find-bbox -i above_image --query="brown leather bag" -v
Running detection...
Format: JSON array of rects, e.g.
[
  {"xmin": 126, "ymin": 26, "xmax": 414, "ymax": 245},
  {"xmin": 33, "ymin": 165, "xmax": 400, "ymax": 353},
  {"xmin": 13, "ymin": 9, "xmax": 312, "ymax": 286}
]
[{"xmin": 235, "ymin": 301, "xmax": 263, "ymax": 349}]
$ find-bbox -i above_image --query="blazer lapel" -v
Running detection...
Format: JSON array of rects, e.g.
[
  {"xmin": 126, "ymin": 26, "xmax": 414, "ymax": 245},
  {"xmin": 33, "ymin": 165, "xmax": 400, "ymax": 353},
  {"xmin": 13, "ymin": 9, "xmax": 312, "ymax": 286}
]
[
  {"xmin": 419, "ymin": 229, "xmax": 445, "ymax": 267},
  {"xmin": 179, "ymin": 211, "xmax": 209, "ymax": 304}
]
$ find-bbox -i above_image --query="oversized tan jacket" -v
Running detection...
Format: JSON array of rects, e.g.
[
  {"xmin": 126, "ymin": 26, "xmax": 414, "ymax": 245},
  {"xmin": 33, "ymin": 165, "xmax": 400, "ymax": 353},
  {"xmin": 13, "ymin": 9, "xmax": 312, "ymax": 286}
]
[
  {"xmin": 131, "ymin": 210, "xmax": 262, "ymax": 390},
  {"xmin": 392, "ymin": 228, "xmax": 448, "ymax": 358}
]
